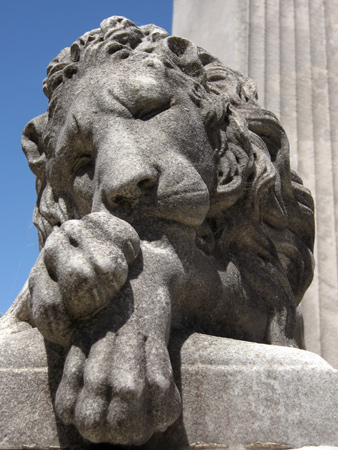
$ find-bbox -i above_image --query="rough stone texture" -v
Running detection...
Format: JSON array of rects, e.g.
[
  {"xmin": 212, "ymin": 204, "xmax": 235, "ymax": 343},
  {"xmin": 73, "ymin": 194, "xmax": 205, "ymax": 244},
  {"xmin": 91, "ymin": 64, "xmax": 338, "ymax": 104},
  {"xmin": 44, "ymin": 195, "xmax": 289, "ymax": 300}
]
[
  {"xmin": 0, "ymin": 15, "xmax": 322, "ymax": 448},
  {"xmin": 1, "ymin": 330, "xmax": 338, "ymax": 449},
  {"xmin": 173, "ymin": 0, "xmax": 338, "ymax": 370},
  {"xmin": 0, "ymin": 328, "xmax": 57, "ymax": 450},
  {"xmin": 0, "ymin": 324, "xmax": 84, "ymax": 450},
  {"xmin": 150, "ymin": 333, "xmax": 338, "ymax": 448}
]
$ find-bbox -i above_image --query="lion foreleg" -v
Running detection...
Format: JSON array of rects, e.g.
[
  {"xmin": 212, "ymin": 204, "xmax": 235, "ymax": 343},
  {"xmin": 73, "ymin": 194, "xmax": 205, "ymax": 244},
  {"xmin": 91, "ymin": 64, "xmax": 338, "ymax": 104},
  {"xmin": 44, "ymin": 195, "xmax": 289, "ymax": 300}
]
[{"xmin": 56, "ymin": 240, "xmax": 181, "ymax": 446}]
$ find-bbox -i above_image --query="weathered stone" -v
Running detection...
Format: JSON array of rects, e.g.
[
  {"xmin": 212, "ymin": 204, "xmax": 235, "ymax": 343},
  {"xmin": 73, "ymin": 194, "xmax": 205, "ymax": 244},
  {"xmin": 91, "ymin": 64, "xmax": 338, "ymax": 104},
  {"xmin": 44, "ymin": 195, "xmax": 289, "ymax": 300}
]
[
  {"xmin": 0, "ymin": 15, "xmax": 323, "ymax": 448},
  {"xmin": 0, "ymin": 324, "xmax": 84, "ymax": 449},
  {"xmin": 2, "ymin": 330, "xmax": 338, "ymax": 449},
  {"xmin": 150, "ymin": 334, "xmax": 338, "ymax": 448}
]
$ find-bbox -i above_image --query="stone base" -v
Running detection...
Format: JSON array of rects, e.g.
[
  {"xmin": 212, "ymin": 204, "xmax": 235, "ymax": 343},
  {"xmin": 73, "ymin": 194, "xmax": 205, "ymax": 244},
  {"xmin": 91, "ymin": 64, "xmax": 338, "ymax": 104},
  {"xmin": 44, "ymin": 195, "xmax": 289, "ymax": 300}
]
[
  {"xmin": 0, "ymin": 325, "xmax": 84, "ymax": 450},
  {"xmin": 147, "ymin": 333, "xmax": 338, "ymax": 449},
  {"xmin": 1, "ymin": 327, "xmax": 338, "ymax": 449}
]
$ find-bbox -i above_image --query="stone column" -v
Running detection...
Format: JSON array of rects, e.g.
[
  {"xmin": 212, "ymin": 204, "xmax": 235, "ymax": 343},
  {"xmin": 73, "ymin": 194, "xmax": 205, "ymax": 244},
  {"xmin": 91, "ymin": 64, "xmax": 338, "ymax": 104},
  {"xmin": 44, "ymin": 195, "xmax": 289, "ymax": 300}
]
[{"xmin": 173, "ymin": 0, "xmax": 338, "ymax": 368}]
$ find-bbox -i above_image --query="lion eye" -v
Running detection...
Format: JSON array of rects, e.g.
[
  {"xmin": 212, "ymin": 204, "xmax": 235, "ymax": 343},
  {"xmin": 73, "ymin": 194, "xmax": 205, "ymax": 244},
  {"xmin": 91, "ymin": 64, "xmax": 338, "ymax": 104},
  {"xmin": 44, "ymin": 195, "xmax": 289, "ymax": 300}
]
[{"xmin": 135, "ymin": 102, "xmax": 170, "ymax": 121}]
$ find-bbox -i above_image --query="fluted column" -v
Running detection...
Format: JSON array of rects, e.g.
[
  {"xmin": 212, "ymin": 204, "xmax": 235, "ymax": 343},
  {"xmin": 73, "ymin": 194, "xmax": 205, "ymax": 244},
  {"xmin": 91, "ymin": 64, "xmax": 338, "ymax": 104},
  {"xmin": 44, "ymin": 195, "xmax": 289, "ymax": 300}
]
[{"xmin": 173, "ymin": 0, "xmax": 338, "ymax": 368}]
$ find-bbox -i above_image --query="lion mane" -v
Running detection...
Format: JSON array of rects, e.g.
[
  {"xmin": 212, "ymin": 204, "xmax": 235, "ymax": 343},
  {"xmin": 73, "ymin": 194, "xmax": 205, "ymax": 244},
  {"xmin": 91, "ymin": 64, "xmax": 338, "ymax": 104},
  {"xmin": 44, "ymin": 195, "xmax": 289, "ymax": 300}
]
[{"xmin": 21, "ymin": 16, "xmax": 314, "ymax": 345}]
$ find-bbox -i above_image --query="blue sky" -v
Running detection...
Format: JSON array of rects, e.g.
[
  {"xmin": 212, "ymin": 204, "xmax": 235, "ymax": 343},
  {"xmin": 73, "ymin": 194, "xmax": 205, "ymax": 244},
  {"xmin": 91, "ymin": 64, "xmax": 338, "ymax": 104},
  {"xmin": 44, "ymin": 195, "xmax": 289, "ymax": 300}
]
[{"xmin": 0, "ymin": 1, "xmax": 173, "ymax": 314}]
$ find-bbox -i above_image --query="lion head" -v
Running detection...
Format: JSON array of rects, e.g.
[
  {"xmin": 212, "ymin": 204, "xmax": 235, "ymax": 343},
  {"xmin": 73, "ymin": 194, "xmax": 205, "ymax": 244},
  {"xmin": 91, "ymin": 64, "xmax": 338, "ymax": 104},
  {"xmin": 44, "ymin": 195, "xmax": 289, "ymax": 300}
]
[{"xmin": 21, "ymin": 16, "xmax": 314, "ymax": 344}]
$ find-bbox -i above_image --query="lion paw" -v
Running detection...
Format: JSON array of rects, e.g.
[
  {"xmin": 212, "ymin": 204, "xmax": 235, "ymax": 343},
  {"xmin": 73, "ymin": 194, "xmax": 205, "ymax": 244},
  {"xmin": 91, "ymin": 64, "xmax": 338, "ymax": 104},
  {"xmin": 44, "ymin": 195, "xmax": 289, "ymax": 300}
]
[
  {"xmin": 28, "ymin": 212, "xmax": 140, "ymax": 346},
  {"xmin": 55, "ymin": 328, "xmax": 181, "ymax": 445}
]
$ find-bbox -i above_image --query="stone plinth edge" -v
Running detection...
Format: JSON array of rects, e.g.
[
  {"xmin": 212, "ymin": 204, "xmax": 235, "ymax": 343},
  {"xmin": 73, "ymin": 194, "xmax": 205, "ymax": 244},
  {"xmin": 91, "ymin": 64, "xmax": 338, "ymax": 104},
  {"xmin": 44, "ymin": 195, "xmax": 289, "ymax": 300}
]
[{"xmin": 1, "ymin": 328, "xmax": 338, "ymax": 449}]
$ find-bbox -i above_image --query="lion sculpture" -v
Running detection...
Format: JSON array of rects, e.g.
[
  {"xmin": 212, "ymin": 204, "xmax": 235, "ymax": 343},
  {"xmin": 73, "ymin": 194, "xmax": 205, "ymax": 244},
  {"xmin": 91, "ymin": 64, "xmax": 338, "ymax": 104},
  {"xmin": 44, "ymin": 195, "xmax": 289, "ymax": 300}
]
[{"xmin": 0, "ymin": 16, "xmax": 314, "ymax": 446}]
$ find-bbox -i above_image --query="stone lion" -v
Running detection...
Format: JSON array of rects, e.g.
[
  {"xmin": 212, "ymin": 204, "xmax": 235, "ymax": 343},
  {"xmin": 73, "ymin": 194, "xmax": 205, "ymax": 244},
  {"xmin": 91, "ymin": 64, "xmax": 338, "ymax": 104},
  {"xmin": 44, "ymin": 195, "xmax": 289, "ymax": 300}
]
[{"xmin": 0, "ymin": 16, "xmax": 314, "ymax": 446}]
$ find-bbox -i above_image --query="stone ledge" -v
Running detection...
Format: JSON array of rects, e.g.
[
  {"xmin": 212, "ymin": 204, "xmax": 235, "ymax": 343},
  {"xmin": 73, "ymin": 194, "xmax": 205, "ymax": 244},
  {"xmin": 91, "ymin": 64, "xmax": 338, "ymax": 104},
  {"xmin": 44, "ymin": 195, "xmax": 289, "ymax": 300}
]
[
  {"xmin": 145, "ymin": 333, "xmax": 338, "ymax": 449},
  {"xmin": 1, "ymin": 328, "xmax": 338, "ymax": 449}
]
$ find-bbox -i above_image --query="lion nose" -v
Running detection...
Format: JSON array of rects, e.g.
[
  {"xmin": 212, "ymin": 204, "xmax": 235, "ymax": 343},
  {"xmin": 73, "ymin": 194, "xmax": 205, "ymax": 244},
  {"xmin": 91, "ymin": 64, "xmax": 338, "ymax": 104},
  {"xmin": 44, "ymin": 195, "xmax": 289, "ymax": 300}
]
[{"xmin": 103, "ymin": 164, "xmax": 159, "ymax": 208}]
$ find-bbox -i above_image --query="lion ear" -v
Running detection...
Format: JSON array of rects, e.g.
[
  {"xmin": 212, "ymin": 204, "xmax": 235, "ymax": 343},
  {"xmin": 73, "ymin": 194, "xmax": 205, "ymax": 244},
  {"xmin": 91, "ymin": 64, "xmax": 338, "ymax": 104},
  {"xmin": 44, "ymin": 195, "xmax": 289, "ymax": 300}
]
[{"xmin": 21, "ymin": 113, "xmax": 48, "ymax": 182}]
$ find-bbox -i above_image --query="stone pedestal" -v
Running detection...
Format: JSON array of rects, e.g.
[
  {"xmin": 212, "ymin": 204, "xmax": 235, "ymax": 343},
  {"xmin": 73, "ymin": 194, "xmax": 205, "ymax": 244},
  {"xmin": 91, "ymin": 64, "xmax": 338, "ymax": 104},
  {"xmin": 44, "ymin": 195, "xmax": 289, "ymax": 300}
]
[
  {"xmin": 0, "ymin": 326, "xmax": 84, "ymax": 450},
  {"xmin": 153, "ymin": 334, "xmax": 338, "ymax": 449},
  {"xmin": 173, "ymin": 0, "xmax": 338, "ymax": 370},
  {"xmin": 1, "ymin": 328, "xmax": 338, "ymax": 449}
]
